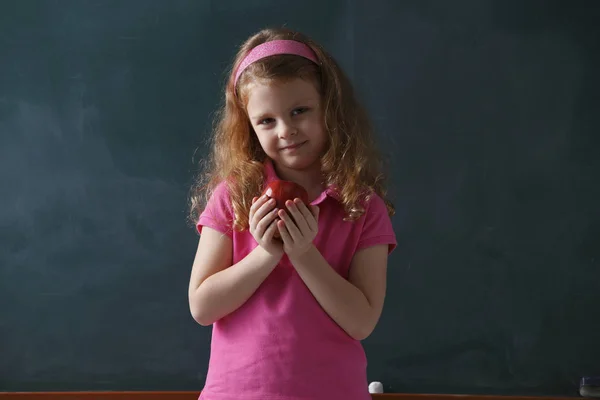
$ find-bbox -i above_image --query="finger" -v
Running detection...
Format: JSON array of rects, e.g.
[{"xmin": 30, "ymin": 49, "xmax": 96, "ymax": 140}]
[
  {"xmin": 285, "ymin": 200, "xmax": 310, "ymax": 234},
  {"xmin": 250, "ymin": 194, "xmax": 269, "ymax": 214},
  {"xmin": 252, "ymin": 197, "xmax": 276, "ymax": 223},
  {"xmin": 249, "ymin": 195, "xmax": 264, "ymax": 221},
  {"xmin": 250, "ymin": 196, "xmax": 270, "ymax": 232},
  {"xmin": 256, "ymin": 208, "xmax": 279, "ymax": 237},
  {"xmin": 278, "ymin": 209, "xmax": 302, "ymax": 241},
  {"xmin": 307, "ymin": 204, "xmax": 319, "ymax": 231},
  {"xmin": 249, "ymin": 197, "xmax": 259, "ymax": 221},
  {"xmin": 257, "ymin": 198, "xmax": 277, "ymax": 221},
  {"xmin": 277, "ymin": 220, "xmax": 292, "ymax": 244},
  {"xmin": 311, "ymin": 205, "xmax": 319, "ymax": 218},
  {"xmin": 264, "ymin": 219, "xmax": 279, "ymax": 241},
  {"xmin": 294, "ymin": 199, "xmax": 316, "ymax": 227}
]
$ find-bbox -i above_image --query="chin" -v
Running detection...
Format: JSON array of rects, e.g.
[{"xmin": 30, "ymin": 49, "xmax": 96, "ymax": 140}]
[{"xmin": 281, "ymin": 156, "xmax": 321, "ymax": 171}]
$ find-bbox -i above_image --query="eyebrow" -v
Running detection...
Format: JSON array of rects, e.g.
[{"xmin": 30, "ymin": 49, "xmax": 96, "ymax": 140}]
[
  {"xmin": 249, "ymin": 112, "xmax": 271, "ymax": 122},
  {"xmin": 291, "ymin": 97, "xmax": 316, "ymax": 107}
]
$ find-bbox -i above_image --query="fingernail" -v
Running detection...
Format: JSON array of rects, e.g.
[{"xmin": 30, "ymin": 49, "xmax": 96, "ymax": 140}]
[{"xmin": 266, "ymin": 188, "xmax": 272, "ymax": 196}]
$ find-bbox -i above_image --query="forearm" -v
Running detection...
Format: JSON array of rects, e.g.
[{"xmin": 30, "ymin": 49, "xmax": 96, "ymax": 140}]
[
  {"xmin": 190, "ymin": 246, "xmax": 282, "ymax": 326},
  {"xmin": 289, "ymin": 245, "xmax": 377, "ymax": 340}
]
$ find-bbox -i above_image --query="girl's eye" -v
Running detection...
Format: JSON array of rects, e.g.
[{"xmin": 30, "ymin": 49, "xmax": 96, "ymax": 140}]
[
  {"xmin": 259, "ymin": 118, "xmax": 275, "ymax": 125},
  {"xmin": 292, "ymin": 107, "xmax": 308, "ymax": 116}
]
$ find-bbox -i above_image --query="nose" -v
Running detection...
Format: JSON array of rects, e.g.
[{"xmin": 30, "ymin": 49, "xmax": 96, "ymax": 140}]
[{"xmin": 277, "ymin": 119, "xmax": 297, "ymax": 139}]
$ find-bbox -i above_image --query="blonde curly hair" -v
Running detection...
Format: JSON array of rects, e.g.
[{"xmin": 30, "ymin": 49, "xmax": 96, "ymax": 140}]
[{"xmin": 189, "ymin": 27, "xmax": 394, "ymax": 232}]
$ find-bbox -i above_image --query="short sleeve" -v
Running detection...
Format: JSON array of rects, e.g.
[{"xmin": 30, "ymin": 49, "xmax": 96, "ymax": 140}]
[
  {"xmin": 357, "ymin": 194, "xmax": 397, "ymax": 254},
  {"xmin": 196, "ymin": 181, "xmax": 235, "ymax": 238}
]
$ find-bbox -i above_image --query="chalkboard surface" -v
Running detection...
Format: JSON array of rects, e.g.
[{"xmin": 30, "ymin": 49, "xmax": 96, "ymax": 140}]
[{"xmin": 1, "ymin": 0, "xmax": 599, "ymax": 397}]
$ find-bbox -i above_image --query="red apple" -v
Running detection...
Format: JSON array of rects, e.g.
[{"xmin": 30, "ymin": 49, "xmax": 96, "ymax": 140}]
[
  {"xmin": 262, "ymin": 180, "xmax": 309, "ymax": 239},
  {"xmin": 262, "ymin": 180, "xmax": 309, "ymax": 209}
]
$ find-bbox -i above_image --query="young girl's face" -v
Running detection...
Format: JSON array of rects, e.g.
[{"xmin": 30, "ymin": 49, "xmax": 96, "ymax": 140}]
[{"xmin": 245, "ymin": 77, "xmax": 326, "ymax": 173}]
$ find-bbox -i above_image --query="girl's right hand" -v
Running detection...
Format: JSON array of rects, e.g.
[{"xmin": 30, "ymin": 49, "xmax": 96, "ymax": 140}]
[{"xmin": 249, "ymin": 195, "xmax": 284, "ymax": 257}]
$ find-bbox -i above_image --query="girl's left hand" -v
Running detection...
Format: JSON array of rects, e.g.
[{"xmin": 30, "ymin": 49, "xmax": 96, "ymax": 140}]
[{"xmin": 277, "ymin": 198, "xmax": 319, "ymax": 258}]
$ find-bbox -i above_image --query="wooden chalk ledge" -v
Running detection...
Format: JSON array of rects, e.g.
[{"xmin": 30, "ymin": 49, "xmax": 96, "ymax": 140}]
[{"xmin": 0, "ymin": 392, "xmax": 579, "ymax": 400}]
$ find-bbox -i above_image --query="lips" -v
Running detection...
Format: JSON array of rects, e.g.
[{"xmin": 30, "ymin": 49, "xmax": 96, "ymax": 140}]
[{"xmin": 281, "ymin": 141, "xmax": 306, "ymax": 150}]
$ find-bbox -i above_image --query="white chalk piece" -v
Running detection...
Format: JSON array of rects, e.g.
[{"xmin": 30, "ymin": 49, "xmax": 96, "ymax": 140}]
[
  {"xmin": 581, "ymin": 377, "xmax": 600, "ymax": 398},
  {"xmin": 368, "ymin": 381, "xmax": 384, "ymax": 394}
]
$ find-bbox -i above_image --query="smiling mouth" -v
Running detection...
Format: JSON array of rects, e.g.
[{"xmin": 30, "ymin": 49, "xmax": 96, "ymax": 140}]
[{"xmin": 281, "ymin": 141, "xmax": 307, "ymax": 150}]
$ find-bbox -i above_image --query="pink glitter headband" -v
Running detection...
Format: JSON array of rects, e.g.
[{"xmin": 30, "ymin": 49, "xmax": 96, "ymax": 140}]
[{"xmin": 233, "ymin": 39, "xmax": 319, "ymax": 88}]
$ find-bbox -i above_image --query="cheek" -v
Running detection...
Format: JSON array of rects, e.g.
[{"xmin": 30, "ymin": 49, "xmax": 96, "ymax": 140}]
[
  {"xmin": 255, "ymin": 132, "xmax": 276, "ymax": 151},
  {"xmin": 307, "ymin": 119, "xmax": 326, "ymax": 144},
  {"xmin": 302, "ymin": 116, "xmax": 324, "ymax": 136},
  {"xmin": 313, "ymin": 125, "xmax": 328, "ymax": 153}
]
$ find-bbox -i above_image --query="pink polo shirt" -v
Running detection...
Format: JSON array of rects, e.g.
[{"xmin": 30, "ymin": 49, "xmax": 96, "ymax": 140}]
[{"xmin": 196, "ymin": 160, "xmax": 397, "ymax": 400}]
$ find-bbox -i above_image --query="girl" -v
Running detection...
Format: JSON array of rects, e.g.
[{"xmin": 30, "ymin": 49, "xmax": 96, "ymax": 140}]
[{"xmin": 188, "ymin": 27, "xmax": 397, "ymax": 400}]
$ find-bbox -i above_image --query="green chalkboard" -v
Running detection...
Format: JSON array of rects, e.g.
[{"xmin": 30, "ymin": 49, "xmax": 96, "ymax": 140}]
[{"xmin": 1, "ymin": 0, "xmax": 599, "ymax": 397}]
